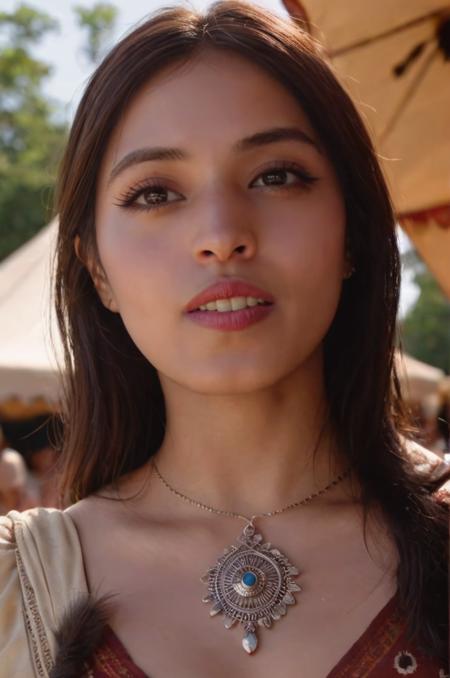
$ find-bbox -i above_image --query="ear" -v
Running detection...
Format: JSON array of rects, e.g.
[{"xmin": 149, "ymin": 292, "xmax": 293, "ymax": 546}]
[{"xmin": 74, "ymin": 235, "xmax": 119, "ymax": 312}]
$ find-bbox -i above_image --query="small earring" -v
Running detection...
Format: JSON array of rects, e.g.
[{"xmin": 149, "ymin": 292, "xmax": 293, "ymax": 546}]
[
  {"xmin": 344, "ymin": 265, "xmax": 356, "ymax": 280},
  {"xmin": 106, "ymin": 297, "xmax": 118, "ymax": 312}
]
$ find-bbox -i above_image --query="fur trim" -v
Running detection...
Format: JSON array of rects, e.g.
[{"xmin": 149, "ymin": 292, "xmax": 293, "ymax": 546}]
[{"xmin": 49, "ymin": 594, "xmax": 113, "ymax": 678}]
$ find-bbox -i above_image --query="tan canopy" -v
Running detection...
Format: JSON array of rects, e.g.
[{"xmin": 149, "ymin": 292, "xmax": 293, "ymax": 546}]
[
  {"xmin": 283, "ymin": 0, "xmax": 450, "ymax": 297},
  {"xmin": 395, "ymin": 351, "xmax": 445, "ymax": 402}
]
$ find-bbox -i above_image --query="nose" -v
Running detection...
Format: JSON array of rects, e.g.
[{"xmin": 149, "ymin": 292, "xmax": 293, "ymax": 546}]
[{"xmin": 191, "ymin": 190, "xmax": 257, "ymax": 264}]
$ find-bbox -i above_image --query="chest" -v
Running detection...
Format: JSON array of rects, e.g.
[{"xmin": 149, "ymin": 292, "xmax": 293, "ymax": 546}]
[
  {"xmin": 89, "ymin": 521, "xmax": 397, "ymax": 678},
  {"xmin": 106, "ymin": 592, "xmax": 396, "ymax": 678}
]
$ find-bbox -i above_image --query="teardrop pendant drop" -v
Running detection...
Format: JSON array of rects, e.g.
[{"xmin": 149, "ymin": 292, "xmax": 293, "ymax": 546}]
[{"xmin": 242, "ymin": 632, "xmax": 258, "ymax": 654}]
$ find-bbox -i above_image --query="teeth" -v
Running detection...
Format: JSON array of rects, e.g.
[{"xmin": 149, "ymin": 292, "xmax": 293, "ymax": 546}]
[
  {"xmin": 198, "ymin": 296, "xmax": 267, "ymax": 312},
  {"xmin": 217, "ymin": 298, "xmax": 232, "ymax": 312},
  {"xmin": 230, "ymin": 297, "xmax": 248, "ymax": 311}
]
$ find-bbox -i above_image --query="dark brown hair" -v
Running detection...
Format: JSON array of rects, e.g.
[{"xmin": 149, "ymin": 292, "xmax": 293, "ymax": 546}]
[{"xmin": 54, "ymin": 0, "xmax": 448, "ymax": 659}]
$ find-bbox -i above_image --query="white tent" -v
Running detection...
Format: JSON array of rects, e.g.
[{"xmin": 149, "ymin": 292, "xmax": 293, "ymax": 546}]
[{"xmin": 0, "ymin": 219, "xmax": 63, "ymax": 405}]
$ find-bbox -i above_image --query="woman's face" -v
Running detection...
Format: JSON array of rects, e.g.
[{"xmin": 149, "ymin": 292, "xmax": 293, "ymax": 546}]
[{"xmin": 93, "ymin": 49, "xmax": 347, "ymax": 393}]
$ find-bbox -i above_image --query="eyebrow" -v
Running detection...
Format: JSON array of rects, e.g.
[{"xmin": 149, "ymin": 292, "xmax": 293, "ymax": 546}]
[{"xmin": 108, "ymin": 126, "xmax": 321, "ymax": 184}]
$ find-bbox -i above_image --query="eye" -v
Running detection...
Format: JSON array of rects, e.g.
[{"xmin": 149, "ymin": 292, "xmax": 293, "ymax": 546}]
[
  {"xmin": 114, "ymin": 181, "xmax": 183, "ymax": 212},
  {"xmin": 136, "ymin": 185, "xmax": 180, "ymax": 207},
  {"xmin": 250, "ymin": 162, "xmax": 318, "ymax": 190}
]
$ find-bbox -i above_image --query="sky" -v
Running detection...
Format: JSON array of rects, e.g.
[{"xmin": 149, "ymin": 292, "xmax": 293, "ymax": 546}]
[{"xmin": 3, "ymin": 0, "xmax": 420, "ymax": 315}]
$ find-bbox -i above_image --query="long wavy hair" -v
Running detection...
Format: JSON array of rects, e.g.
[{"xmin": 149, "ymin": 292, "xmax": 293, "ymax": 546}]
[{"xmin": 53, "ymin": 0, "xmax": 448, "ymax": 659}]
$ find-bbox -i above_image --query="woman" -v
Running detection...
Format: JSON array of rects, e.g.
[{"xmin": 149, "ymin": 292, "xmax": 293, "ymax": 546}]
[{"xmin": 1, "ymin": 2, "xmax": 448, "ymax": 676}]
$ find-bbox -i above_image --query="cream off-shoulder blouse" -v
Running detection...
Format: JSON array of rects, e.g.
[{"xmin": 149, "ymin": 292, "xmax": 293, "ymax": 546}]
[{"xmin": 0, "ymin": 508, "xmax": 89, "ymax": 677}]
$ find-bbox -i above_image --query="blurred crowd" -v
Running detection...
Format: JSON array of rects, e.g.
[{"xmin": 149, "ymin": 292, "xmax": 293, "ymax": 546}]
[
  {"xmin": 410, "ymin": 382, "xmax": 450, "ymax": 459},
  {"xmin": 0, "ymin": 415, "xmax": 61, "ymax": 514}
]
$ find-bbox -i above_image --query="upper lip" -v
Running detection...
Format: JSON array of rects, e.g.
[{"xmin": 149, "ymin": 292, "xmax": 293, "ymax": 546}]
[{"xmin": 185, "ymin": 278, "xmax": 275, "ymax": 312}]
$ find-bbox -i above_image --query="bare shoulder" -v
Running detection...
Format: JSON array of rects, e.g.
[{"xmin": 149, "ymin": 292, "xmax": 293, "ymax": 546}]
[
  {"xmin": 65, "ymin": 463, "xmax": 158, "ymax": 586},
  {"xmin": 66, "ymin": 492, "xmax": 133, "ymax": 548},
  {"xmin": 65, "ymin": 496, "xmax": 112, "ymax": 569},
  {"xmin": 66, "ymin": 461, "xmax": 153, "ymax": 526}
]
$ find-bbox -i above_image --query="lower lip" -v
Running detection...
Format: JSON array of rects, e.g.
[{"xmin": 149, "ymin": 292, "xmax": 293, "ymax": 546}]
[{"xmin": 186, "ymin": 304, "xmax": 274, "ymax": 331}]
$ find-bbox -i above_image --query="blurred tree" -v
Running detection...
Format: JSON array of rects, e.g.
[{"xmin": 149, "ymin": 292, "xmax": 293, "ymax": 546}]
[
  {"xmin": 74, "ymin": 2, "xmax": 118, "ymax": 65},
  {"xmin": 399, "ymin": 255, "xmax": 450, "ymax": 373},
  {"xmin": 0, "ymin": 4, "xmax": 66, "ymax": 262}
]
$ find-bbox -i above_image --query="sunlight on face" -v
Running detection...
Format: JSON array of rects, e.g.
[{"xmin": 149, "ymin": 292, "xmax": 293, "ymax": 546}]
[{"xmin": 94, "ymin": 48, "xmax": 347, "ymax": 394}]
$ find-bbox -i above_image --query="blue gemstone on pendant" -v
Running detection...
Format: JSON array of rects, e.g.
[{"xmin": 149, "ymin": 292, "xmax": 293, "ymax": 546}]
[{"xmin": 242, "ymin": 571, "xmax": 257, "ymax": 586}]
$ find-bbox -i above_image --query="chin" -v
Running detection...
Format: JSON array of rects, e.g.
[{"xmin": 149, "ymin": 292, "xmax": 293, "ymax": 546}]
[{"xmin": 162, "ymin": 360, "xmax": 301, "ymax": 395}]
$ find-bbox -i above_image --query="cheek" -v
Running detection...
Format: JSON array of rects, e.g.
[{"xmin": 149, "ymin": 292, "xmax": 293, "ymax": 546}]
[
  {"xmin": 264, "ymin": 187, "xmax": 346, "ymax": 288},
  {"xmin": 104, "ymin": 243, "xmax": 177, "ymax": 368},
  {"xmin": 95, "ymin": 211, "xmax": 176, "ymax": 333},
  {"xmin": 264, "ymin": 187, "xmax": 346, "ymax": 336},
  {"xmin": 94, "ymin": 203, "xmax": 200, "ymax": 373},
  {"xmin": 96, "ymin": 207, "xmax": 167, "ymax": 292}
]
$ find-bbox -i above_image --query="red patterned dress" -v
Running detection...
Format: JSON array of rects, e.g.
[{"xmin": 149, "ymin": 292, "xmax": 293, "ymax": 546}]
[{"xmin": 86, "ymin": 593, "xmax": 448, "ymax": 678}]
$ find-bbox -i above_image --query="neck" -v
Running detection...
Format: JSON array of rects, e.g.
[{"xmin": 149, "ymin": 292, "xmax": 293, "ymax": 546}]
[{"xmin": 150, "ymin": 356, "xmax": 346, "ymax": 518}]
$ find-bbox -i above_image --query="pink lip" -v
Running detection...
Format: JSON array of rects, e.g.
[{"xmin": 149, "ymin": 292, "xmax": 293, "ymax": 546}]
[
  {"xmin": 184, "ymin": 278, "xmax": 275, "ymax": 313},
  {"xmin": 187, "ymin": 304, "xmax": 274, "ymax": 331}
]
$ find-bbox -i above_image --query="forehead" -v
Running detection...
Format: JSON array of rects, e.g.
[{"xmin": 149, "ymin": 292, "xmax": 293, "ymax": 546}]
[{"xmin": 103, "ymin": 48, "xmax": 318, "ymax": 168}]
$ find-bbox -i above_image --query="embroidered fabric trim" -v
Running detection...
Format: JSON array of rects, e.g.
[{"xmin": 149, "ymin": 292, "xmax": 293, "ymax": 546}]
[
  {"xmin": 13, "ymin": 522, "xmax": 54, "ymax": 677},
  {"xmin": 87, "ymin": 627, "xmax": 146, "ymax": 677}
]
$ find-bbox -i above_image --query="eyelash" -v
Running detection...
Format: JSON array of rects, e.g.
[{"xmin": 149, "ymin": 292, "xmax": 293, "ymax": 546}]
[{"xmin": 113, "ymin": 162, "xmax": 319, "ymax": 213}]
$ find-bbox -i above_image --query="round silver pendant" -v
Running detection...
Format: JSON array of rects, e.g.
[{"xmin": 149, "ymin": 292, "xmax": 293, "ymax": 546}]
[{"xmin": 201, "ymin": 523, "xmax": 301, "ymax": 654}]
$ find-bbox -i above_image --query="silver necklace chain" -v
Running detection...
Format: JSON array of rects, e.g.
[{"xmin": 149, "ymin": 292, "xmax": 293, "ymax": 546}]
[
  {"xmin": 150, "ymin": 448, "xmax": 352, "ymax": 654},
  {"xmin": 150, "ymin": 458, "xmax": 351, "ymax": 525}
]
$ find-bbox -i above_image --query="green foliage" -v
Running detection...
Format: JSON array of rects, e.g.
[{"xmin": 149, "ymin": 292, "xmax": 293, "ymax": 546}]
[
  {"xmin": 0, "ymin": 4, "xmax": 66, "ymax": 262},
  {"xmin": 400, "ymin": 266, "xmax": 450, "ymax": 374},
  {"xmin": 74, "ymin": 2, "xmax": 118, "ymax": 65},
  {"xmin": 0, "ymin": 5, "xmax": 58, "ymax": 44}
]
